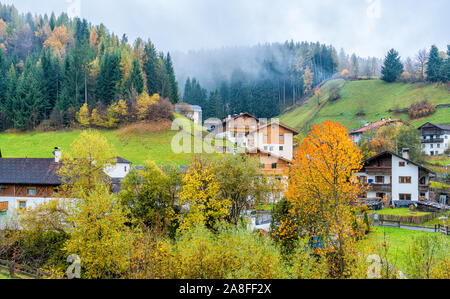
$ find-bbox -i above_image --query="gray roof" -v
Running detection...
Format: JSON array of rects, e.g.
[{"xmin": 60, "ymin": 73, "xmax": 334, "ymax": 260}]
[
  {"xmin": 0, "ymin": 158, "xmax": 61, "ymax": 185},
  {"xmin": 116, "ymin": 157, "xmax": 132, "ymax": 164},
  {"xmin": 363, "ymin": 151, "xmax": 434, "ymax": 174},
  {"xmin": 418, "ymin": 122, "xmax": 450, "ymax": 131}
]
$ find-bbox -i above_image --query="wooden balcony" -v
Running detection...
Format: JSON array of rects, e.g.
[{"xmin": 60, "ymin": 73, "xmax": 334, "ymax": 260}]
[
  {"xmin": 364, "ymin": 167, "xmax": 392, "ymax": 175},
  {"xmin": 422, "ymin": 138, "xmax": 444, "ymax": 144},
  {"xmin": 368, "ymin": 184, "xmax": 392, "ymax": 192}
]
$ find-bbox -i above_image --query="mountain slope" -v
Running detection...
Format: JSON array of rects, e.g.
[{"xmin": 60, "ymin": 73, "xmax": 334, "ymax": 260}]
[
  {"xmin": 0, "ymin": 115, "xmax": 222, "ymax": 165},
  {"xmin": 280, "ymin": 79, "xmax": 450, "ymax": 133}
]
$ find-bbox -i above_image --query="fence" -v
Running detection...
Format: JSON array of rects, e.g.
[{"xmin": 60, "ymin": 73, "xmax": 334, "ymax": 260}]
[
  {"xmin": 379, "ymin": 212, "xmax": 443, "ymax": 226},
  {"xmin": 435, "ymin": 225, "xmax": 450, "ymax": 236},
  {"xmin": 0, "ymin": 259, "xmax": 50, "ymax": 279}
]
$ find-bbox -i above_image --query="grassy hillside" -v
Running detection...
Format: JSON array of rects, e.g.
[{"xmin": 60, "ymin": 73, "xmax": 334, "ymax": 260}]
[
  {"xmin": 0, "ymin": 115, "xmax": 224, "ymax": 166},
  {"xmin": 280, "ymin": 79, "xmax": 450, "ymax": 133}
]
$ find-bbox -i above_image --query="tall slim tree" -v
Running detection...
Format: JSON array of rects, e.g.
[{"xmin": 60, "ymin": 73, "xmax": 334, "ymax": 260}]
[{"xmin": 426, "ymin": 45, "xmax": 444, "ymax": 82}]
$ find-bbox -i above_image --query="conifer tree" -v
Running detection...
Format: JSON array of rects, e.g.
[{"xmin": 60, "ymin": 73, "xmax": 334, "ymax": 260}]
[
  {"xmin": 426, "ymin": 45, "xmax": 444, "ymax": 82},
  {"xmin": 381, "ymin": 49, "xmax": 404, "ymax": 83}
]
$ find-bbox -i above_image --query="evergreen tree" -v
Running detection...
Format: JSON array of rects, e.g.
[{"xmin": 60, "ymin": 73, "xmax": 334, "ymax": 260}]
[
  {"xmin": 381, "ymin": 49, "xmax": 404, "ymax": 83},
  {"xmin": 441, "ymin": 45, "xmax": 450, "ymax": 82},
  {"xmin": 96, "ymin": 50, "xmax": 122, "ymax": 105},
  {"xmin": 143, "ymin": 40, "xmax": 159, "ymax": 95},
  {"xmin": 164, "ymin": 52, "xmax": 179, "ymax": 103},
  {"xmin": 426, "ymin": 45, "xmax": 444, "ymax": 82},
  {"xmin": 128, "ymin": 57, "xmax": 144, "ymax": 94}
]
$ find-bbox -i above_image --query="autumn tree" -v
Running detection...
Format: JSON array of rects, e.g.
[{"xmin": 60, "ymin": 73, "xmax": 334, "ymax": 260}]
[
  {"xmin": 57, "ymin": 131, "xmax": 117, "ymax": 197},
  {"xmin": 178, "ymin": 157, "xmax": 231, "ymax": 231},
  {"xmin": 136, "ymin": 92, "xmax": 159, "ymax": 120},
  {"xmin": 285, "ymin": 121, "xmax": 365, "ymax": 277},
  {"xmin": 212, "ymin": 155, "xmax": 272, "ymax": 225},
  {"xmin": 65, "ymin": 183, "xmax": 133, "ymax": 279},
  {"xmin": 416, "ymin": 49, "xmax": 429, "ymax": 81},
  {"xmin": 119, "ymin": 161, "xmax": 176, "ymax": 230},
  {"xmin": 76, "ymin": 103, "xmax": 90, "ymax": 127},
  {"xmin": 302, "ymin": 66, "xmax": 313, "ymax": 95},
  {"xmin": 43, "ymin": 26, "xmax": 73, "ymax": 59}
]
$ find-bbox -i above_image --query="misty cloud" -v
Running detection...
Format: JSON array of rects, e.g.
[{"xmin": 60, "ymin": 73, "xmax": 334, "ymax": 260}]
[{"xmin": 9, "ymin": 0, "xmax": 450, "ymax": 58}]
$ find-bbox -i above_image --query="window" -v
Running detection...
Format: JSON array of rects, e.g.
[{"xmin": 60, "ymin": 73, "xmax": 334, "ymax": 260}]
[
  {"xmin": 375, "ymin": 176, "xmax": 385, "ymax": 184},
  {"xmin": 53, "ymin": 188, "xmax": 59, "ymax": 195},
  {"xmin": 279, "ymin": 146, "xmax": 284, "ymax": 151},
  {"xmin": 399, "ymin": 177, "xmax": 412, "ymax": 184},
  {"xmin": 124, "ymin": 166, "xmax": 127, "ymax": 172},
  {"xmin": 272, "ymin": 163, "xmax": 277, "ymax": 169},
  {"xmin": 264, "ymin": 135, "xmax": 268, "ymax": 141},
  {"xmin": 264, "ymin": 146, "xmax": 268, "ymax": 151},
  {"xmin": 260, "ymin": 163, "xmax": 265, "ymax": 169},
  {"xmin": 27, "ymin": 188, "xmax": 36, "ymax": 196},
  {"xmin": 399, "ymin": 162, "xmax": 406, "ymax": 167},
  {"xmin": 437, "ymin": 144, "xmax": 441, "ymax": 148},
  {"xmin": 18, "ymin": 200, "xmax": 27, "ymax": 210},
  {"xmin": 431, "ymin": 144, "xmax": 434, "ymax": 149},
  {"xmin": 279, "ymin": 135, "xmax": 284, "ymax": 141},
  {"xmin": 269, "ymin": 146, "xmax": 274, "ymax": 152},
  {"xmin": 399, "ymin": 194, "xmax": 412, "ymax": 201}
]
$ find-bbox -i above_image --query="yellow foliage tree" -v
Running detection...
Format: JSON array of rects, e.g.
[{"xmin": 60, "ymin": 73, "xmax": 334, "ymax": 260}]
[
  {"xmin": 285, "ymin": 121, "xmax": 365, "ymax": 277},
  {"xmin": 43, "ymin": 26, "xmax": 72, "ymax": 58},
  {"xmin": 89, "ymin": 28, "xmax": 99, "ymax": 48},
  {"xmin": 136, "ymin": 92, "xmax": 159, "ymax": 120},
  {"xmin": 77, "ymin": 103, "xmax": 90, "ymax": 127},
  {"xmin": 65, "ymin": 184, "xmax": 133, "ymax": 279},
  {"xmin": 341, "ymin": 69, "xmax": 350, "ymax": 78},
  {"xmin": 302, "ymin": 66, "xmax": 313, "ymax": 95},
  {"xmin": 0, "ymin": 19, "xmax": 7, "ymax": 40},
  {"xmin": 178, "ymin": 157, "xmax": 231, "ymax": 231},
  {"xmin": 91, "ymin": 108, "xmax": 106, "ymax": 128},
  {"xmin": 57, "ymin": 131, "xmax": 117, "ymax": 197}
]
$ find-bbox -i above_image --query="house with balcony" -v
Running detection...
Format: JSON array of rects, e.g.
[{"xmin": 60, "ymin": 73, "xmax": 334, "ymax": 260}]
[
  {"xmin": 418, "ymin": 122, "xmax": 450, "ymax": 156},
  {"xmin": 358, "ymin": 149, "xmax": 434, "ymax": 204},
  {"xmin": 217, "ymin": 113, "xmax": 260, "ymax": 148},
  {"xmin": 247, "ymin": 121, "xmax": 299, "ymax": 162},
  {"xmin": 0, "ymin": 148, "xmax": 131, "ymax": 223}
]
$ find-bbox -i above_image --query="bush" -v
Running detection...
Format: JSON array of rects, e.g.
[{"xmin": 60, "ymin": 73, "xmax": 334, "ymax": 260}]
[{"xmin": 408, "ymin": 100, "xmax": 436, "ymax": 120}]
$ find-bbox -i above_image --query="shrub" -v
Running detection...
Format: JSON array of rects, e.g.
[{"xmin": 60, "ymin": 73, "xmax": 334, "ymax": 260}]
[{"xmin": 408, "ymin": 100, "xmax": 436, "ymax": 120}]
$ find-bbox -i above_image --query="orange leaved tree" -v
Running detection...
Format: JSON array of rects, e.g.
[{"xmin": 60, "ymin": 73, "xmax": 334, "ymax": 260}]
[{"xmin": 285, "ymin": 121, "xmax": 365, "ymax": 277}]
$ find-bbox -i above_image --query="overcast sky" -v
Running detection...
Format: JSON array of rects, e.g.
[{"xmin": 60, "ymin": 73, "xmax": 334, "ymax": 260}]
[{"xmin": 8, "ymin": 0, "xmax": 450, "ymax": 58}]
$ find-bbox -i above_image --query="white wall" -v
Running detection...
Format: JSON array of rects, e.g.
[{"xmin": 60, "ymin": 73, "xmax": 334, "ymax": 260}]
[
  {"xmin": 421, "ymin": 134, "xmax": 450, "ymax": 156},
  {"xmin": 104, "ymin": 163, "xmax": 131, "ymax": 179},
  {"xmin": 391, "ymin": 155, "xmax": 419, "ymax": 201},
  {"xmin": 253, "ymin": 132, "xmax": 294, "ymax": 161},
  {"xmin": 0, "ymin": 197, "xmax": 53, "ymax": 226}
]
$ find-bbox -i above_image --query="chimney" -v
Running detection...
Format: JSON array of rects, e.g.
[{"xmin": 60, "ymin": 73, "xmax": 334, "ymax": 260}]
[
  {"xmin": 53, "ymin": 147, "xmax": 62, "ymax": 163},
  {"xmin": 402, "ymin": 148, "xmax": 410, "ymax": 160}
]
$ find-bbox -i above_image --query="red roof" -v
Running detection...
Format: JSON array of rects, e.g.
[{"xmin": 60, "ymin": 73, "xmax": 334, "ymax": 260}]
[{"xmin": 351, "ymin": 119, "xmax": 402, "ymax": 134}]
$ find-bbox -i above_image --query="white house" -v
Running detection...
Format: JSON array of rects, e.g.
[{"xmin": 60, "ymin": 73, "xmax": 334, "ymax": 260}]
[
  {"xmin": 175, "ymin": 103, "xmax": 203, "ymax": 125},
  {"xmin": 418, "ymin": 123, "xmax": 450, "ymax": 156},
  {"xmin": 358, "ymin": 149, "xmax": 434, "ymax": 203}
]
